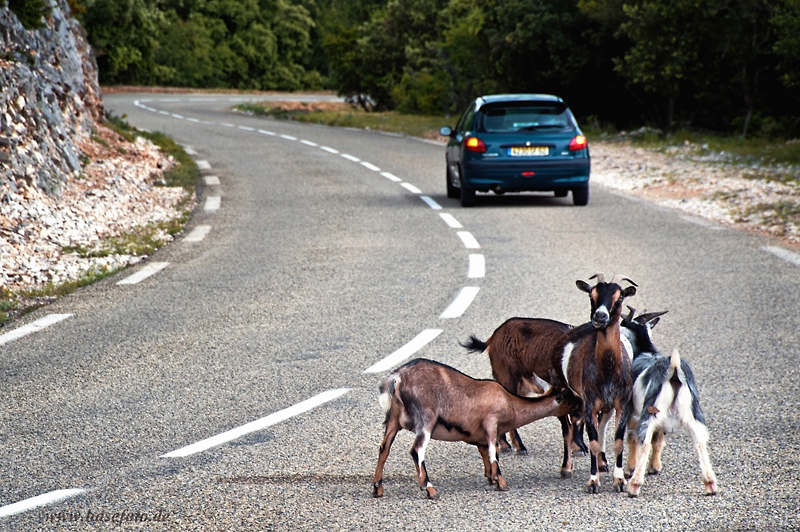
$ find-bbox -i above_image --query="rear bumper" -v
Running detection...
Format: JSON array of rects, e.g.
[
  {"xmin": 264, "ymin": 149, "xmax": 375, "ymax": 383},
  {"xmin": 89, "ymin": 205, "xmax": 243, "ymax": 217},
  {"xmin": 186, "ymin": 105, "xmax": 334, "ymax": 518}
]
[{"xmin": 462, "ymin": 158, "xmax": 590, "ymax": 191}]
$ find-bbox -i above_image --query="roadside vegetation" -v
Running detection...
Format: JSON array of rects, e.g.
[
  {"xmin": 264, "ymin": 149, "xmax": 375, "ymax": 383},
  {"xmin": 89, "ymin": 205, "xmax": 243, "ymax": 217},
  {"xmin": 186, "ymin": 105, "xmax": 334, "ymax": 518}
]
[{"xmin": 0, "ymin": 116, "xmax": 197, "ymax": 325}]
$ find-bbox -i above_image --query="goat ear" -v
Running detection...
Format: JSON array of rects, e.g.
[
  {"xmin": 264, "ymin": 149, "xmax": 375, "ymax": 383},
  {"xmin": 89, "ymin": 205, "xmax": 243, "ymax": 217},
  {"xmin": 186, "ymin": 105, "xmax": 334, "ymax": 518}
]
[
  {"xmin": 576, "ymin": 280, "xmax": 592, "ymax": 293},
  {"xmin": 647, "ymin": 317, "xmax": 661, "ymax": 329},
  {"xmin": 621, "ymin": 286, "xmax": 636, "ymax": 298}
]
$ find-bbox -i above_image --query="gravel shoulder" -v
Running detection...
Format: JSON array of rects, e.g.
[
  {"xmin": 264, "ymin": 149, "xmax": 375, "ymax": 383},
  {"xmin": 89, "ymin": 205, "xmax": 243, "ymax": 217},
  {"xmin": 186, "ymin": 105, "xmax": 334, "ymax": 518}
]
[{"xmin": 591, "ymin": 140, "xmax": 800, "ymax": 248}]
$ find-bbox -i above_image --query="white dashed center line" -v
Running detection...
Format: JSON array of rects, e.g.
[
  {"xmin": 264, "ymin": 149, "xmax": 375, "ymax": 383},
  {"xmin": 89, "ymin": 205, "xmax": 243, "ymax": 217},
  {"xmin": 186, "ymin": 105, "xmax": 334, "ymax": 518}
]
[
  {"xmin": 360, "ymin": 162, "xmax": 381, "ymax": 171},
  {"xmin": 0, "ymin": 489, "xmax": 85, "ymax": 517},
  {"xmin": 456, "ymin": 231, "xmax": 480, "ymax": 249},
  {"xmin": 380, "ymin": 171, "xmax": 401, "ymax": 182},
  {"xmin": 320, "ymin": 146, "xmax": 338, "ymax": 154},
  {"xmin": 400, "ymin": 183, "xmax": 421, "ymax": 194},
  {"xmin": 196, "ymin": 160, "xmax": 212, "ymax": 170},
  {"xmin": 440, "ymin": 287, "xmax": 480, "ymax": 319},
  {"xmin": 364, "ymin": 329, "xmax": 443, "ymax": 374},
  {"xmin": 468, "ymin": 254, "xmax": 485, "ymax": 278},
  {"xmin": 204, "ymin": 175, "xmax": 220, "ymax": 186},
  {"xmin": 204, "ymin": 196, "xmax": 221, "ymax": 212},
  {"xmin": 439, "ymin": 213, "xmax": 462, "ymax": 228},
  {"xmin": 161, "ymin": 388, "xmax": 351, "ymax": 457},
  {"xmin": 420, "ymin": 196, "xmax": 441, "ymax": 209},
  {"xmin": 340, "ymin": 153, "xmax": 360, "ymax": 162},
  {"xmin": 0, "ymin": 314, "xmax": 74, "ymax": 347},
  {"xmin": 279, "ymin": 134, "xmax": 297, "ymax": 141}
]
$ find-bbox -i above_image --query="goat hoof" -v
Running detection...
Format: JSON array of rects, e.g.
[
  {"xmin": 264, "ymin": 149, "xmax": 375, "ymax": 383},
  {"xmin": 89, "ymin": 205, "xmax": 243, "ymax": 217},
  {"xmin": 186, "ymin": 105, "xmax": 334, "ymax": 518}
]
[
  {"xmin": 425, "ymin": 487, "xmax": 439, "ymax": 500},
  {"xmin": 646, "ymin": 467, "xmax": 661, "ymax": 476},
  {"xmin": 561, "ymin": 470, "xmax": 573, "ymax": 479},
  {"xmin": 613, "ymin": 481, "xmax": 627, "ymax": 493},
  {"xmin": 516, "ymin": 449, "xmax": 528, "ymax": 456},
  {"xmin": 598, "ymin": 465, "xmax": 609, "ymax": 473},
  {"xmin": 372, "ymin": 482, "xmax": 384, "ymax": 498},
  {"xmin": 586, "ymin": 483, "xmax": 599, "ymax": 494}
]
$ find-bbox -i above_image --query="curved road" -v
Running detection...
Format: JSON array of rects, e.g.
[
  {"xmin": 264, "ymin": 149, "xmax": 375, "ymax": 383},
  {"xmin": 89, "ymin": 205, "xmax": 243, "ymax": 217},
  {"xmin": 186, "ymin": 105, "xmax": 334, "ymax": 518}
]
[{"xmin": 1, "ymin": 92, "xmax": 798, "ymax": 530}]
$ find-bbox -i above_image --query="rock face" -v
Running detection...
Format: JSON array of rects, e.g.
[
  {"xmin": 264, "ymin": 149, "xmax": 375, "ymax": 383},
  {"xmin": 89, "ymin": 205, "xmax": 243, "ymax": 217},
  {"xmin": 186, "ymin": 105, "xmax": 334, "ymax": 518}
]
[
  {"xmin": 0, "ymin": 0, "xmax": 102, "ymax": 194},
  {"xmin": 1, "ymin": 1, "xmax": 190, "ymax": 296}
]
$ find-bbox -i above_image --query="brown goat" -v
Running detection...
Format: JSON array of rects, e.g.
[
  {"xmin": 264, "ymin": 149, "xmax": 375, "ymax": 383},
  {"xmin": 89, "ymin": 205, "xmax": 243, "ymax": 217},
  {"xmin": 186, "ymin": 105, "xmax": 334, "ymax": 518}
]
[{"xmin": 371, "ymin": 358, "xmax": 576, "ymax": 499}]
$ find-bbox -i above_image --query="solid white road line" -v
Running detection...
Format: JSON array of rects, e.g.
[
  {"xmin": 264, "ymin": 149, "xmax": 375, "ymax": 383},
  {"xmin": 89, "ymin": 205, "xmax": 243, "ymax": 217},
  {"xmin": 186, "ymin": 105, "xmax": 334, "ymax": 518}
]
[
  {"xmin": 363, "ymin": 329, "xmax": 443, "ymax": 374},
  {"xmin": 468, "ymin": 254, "xmax": 485, "ymax": 278},
  {"xmin": 440, "ymin": 287, "xmax": 480, "ymax": 319},
  {"xmin": 400, "ymin": 183, "xmax": 421, "ymax": 194},
  {"xmin": 0, "ymin": 314, "xmax": 73, "ymax": 347},
  {"xmin": 161, "ymin": 388, "xmax": 351, "ymax": 457},
  {"xmin": 340, "ymin": 153, "xmax": 360, "ymax": 162},
  {"xmin": 204, "ymin": 175, "xmax": 220, "ymax": 186},
  {"xmin": 420, "ymin": 196, "xmax": 441, "ymax": 209},
  {"xmin": 361, "ymin": 162, "xmax": 381, "ymax": 171},
  {"xmin": 456, "ymin": 231, "xmax": 480, "ymax": 249},
  {"xmin": 196, "ymin": 160, "xmax": 211, "ymax": 170},
  {"xmin": 380, "ymin": 172, "xmax": 401, "ymax": 182},
  {"xmin": 763, "ymin": 246, "xmax": 800, "ymax": 266},
  {"xmin": 204, "ymin": 196, "xmax": 221, "ymax": 212},
  {"xmin": 439, "ymin": 213, "xmax": 462, "ymax": 228},
  {"xmin": 184, "ymin": 225, "xmax": 212, "ymax": 243},
  {"xmin": 0, "ymin": 489, "xmax": 85, "ymax": 518},
  {"xmin": 116, "ymin": 262, "xmax": 170, "ymax": 285},
  {"xmin": 320, "ymin": 146, "xmax": 338, "ymax": 154}
]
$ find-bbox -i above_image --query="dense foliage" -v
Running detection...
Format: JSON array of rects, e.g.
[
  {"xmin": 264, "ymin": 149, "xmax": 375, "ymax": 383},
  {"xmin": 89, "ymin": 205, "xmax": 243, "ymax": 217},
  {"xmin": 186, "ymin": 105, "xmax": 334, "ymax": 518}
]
[{"xmin": 5, "ymin": 0, "xmax": 799, "ymax": 134}]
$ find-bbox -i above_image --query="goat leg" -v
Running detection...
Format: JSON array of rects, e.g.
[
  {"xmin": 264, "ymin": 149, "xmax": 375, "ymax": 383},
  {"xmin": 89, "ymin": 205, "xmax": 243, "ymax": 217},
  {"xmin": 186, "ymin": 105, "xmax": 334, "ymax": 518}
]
[
  {"xmin": 372, "ymin": 416, "xmax": 401, "ymax": 498},
  {"xmin": 648, "ymin": 431, "xmax": 665, "ymax": 475},
  {"xmin": 558, "ymin": 415, "xmax": 574, "ymax": 479}
]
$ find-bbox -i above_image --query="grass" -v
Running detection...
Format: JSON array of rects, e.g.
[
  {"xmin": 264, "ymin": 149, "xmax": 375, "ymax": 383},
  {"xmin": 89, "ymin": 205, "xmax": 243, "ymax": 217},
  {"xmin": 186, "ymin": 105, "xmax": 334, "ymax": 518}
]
[
  {"xmin": 235, "ymin": 102, "xmax": 450, "ymax": 140},
  {"xmin": 0, "ymin": 115, "xmax": 198, "ymax": 326}
]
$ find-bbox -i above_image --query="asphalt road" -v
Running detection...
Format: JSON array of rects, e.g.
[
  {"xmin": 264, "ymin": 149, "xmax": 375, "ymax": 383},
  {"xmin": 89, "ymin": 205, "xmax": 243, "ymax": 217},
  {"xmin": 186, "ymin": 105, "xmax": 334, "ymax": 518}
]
[{"xmin": 1, "ymin": 92, "xmax": 798, "ymax": 531}]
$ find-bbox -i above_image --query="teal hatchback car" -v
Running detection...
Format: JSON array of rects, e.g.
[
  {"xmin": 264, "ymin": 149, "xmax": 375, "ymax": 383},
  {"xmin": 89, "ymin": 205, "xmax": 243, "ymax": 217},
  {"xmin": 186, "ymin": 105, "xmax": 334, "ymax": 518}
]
[{"xmin": 440, "ymin": 94, "xmax": 590, "ymax": 207}]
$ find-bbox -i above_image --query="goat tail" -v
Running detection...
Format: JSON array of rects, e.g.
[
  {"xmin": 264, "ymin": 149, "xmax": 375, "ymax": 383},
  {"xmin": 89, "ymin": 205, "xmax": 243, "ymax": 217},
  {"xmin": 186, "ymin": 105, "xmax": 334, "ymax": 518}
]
[
  {"xmin": 670, "ymin": 348, "xmax": 682, "ymax": 371},
  {"xmin": 461, "ymin": 334, "xmax": 488, "ymax": 354},
  {"xmin": 378, "ymin": 374, "xmax": 400, "ymax": 413}
]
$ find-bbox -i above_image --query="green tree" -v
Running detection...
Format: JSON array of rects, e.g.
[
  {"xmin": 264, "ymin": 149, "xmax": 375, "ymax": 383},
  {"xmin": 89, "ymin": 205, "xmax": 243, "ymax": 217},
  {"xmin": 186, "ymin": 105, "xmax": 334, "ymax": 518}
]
[{"xmin": 5, "ymin": 0, "xmax": 51, "ymax": 29}]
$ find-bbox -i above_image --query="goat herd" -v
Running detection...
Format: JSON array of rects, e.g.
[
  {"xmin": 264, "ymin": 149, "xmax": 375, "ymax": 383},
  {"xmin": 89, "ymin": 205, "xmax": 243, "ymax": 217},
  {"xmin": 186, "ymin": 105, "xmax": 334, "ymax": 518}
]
[{"xmin": 371, "ymin": 273, "xmax": 719, "ymax": 499}]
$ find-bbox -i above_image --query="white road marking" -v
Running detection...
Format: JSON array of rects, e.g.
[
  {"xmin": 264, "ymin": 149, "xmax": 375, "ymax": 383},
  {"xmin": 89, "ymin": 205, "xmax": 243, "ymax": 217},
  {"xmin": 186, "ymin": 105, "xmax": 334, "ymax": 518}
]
[
  {"xmin": 220, "ymin": 122, "xmax": 235, "ymax": 128},
  {"xmin": 320, "ymin": 146, "xmax": 338, "ymax": 154},
  {"xmin": 401, "ymin": 183, "xmax": 421, "ymax": 194},
  {"xmin": 196, "ymin": 160, "xmax": 211, "ymax": 170},
  {"xmin": 280, "ymin": 134, "xmax": 297, "ymax": 141},
  {"xmin": 439, "ymin": 213, "xmax": 462, "ymax": 228},
  {"xmin": 189, "ymin": 98, "xmax": 217, "ymax": 102},
  {"xmin": 763, "ymin": 246, "xmax": 800, "ymax": 266},
  {"xmin": 116, "ymin": 262, "xmax": 170, "ymax": 285},
  {"xmin": 361, "ymin": 162, "xmax": 381, "ymax": 171},
  {"xmin": 420, "ymin": 196, "xmax": 441, "ymax": 209},
  {"xmin": 379, "ymin": 131, "xmax": 403, "ymax": 138},
  {"xmin": 258, "ymin": 129, "xmax": 276, "ymax": 136},
  {"xmin": 158, "ymin": 110, "xmax": 170, "ymax": 116},
  {"xmin": 204, "ymin": 196, "xmax": 221, "ymax": 212},
  {"xmin": 300, "ymin": 140, "xmax": 318, "ymax": 147},
  {"xmin": 204, "ymin": 175, "xmax": 220, "ymax": 186},
  {"xmin": 161, "ymin": 388, "xmax": 351, "ymax": 457},
  {"xmin": 0, "ymin": 489, "xmax": 85, "ymax": 517},
  {"xmin": 440, "ymin": 287, "xmax": 480, "ymax": 319},
  {"xmin": 363, "ymin": 329, "xmax": 443, "ymax": 374},
  {"xmin": 185, "ymin": 118, "xmax": 201, "ymax": 123},
  {"xmin": 159, "ymin": 98, "xmax": 181, "ymax": 102},
  {"xmin": 184, "ymin": 147, "xmax": 198, "ymax": 155},
  {"xmin": 468, "ymin": 254, "xmax": 485, "ymax": 278},
  {"xmin": 380, "ymin": 172, "xmax": 401, "ymax": 182},
  {"xmin": 457, "ymin": 231, "xmax": 480, "ymax": 249},
  {"xmin": 184, "ymin": 225, "xmax": 212, "ymax": 242},
  {"xmin": 170, "ymin": 114, "xmax": 184, "ymax": 119},
  {"xmin": 340, "ymin": 153, "xmax": 360, "ymax": 162},
  {"xmin": 0, "ymin": 314, "xmax": 73, "ymax": 347},
  {"xmin": 238, "ymin": 126, "xmax": 255, "ymax": 132}
]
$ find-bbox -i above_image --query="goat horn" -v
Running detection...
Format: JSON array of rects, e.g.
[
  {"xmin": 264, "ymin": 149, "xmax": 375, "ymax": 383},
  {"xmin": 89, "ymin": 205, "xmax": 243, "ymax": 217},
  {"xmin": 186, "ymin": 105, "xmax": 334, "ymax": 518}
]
[
  {"xmin": 588, "ymin": 273, "xmax": 605, "ymax": 283},
  {"xmin": 611, "ymin": 274, "xmax": 637, "ymax": 287},
  {"xmin": 623, "ymin": 305, "xmax": 636, "ymax": 326},
  {"xmin": 636, "ymin": 310, "xmax": 669, "ymax": 323}
]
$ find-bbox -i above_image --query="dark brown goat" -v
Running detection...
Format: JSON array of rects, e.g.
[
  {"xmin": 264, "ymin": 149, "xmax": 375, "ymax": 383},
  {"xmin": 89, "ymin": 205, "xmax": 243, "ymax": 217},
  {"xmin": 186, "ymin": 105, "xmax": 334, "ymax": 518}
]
[{"xmin": 371, "ymin": 358, "xmax": 576, "ymax": 499}]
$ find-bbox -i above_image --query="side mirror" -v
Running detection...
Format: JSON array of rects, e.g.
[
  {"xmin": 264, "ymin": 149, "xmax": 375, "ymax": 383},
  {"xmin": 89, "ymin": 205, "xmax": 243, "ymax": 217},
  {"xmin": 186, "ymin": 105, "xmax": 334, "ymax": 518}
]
[{"xmin": 439, "ymin": 126, "xmax": 453, "ymax": 137}]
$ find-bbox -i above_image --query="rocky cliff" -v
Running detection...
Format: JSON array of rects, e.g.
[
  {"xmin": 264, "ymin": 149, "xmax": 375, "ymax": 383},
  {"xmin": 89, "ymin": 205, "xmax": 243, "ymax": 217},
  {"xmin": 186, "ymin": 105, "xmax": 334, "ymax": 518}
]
[{"xmin": 0, "ymin": 0, "xmax": 102, "ymax": 193}]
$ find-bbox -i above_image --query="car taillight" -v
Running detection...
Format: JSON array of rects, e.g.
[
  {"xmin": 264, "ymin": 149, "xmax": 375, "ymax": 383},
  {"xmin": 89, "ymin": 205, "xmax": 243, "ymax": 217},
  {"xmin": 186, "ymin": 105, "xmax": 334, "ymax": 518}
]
[
  {"xmin": 569, "ymin": 135, "xmax": 588, "ymax": 151},
  {"xmin": 465, "ymin": 137, "xmax": 487, "ymax": 153}
]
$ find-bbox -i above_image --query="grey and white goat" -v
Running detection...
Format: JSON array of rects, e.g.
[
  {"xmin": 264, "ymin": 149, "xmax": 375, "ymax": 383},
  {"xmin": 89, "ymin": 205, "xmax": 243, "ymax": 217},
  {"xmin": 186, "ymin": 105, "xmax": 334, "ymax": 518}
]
[{"xmin": 622, "ymin": 307, "xmax": 719, "ymax": 497}]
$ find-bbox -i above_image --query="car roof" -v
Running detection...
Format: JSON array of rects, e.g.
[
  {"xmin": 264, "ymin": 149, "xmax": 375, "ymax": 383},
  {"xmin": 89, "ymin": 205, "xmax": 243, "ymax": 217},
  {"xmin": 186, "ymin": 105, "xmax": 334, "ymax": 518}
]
[{"xmin": 475, "ymin": 94, "xmax": 564, "ymax": 111}]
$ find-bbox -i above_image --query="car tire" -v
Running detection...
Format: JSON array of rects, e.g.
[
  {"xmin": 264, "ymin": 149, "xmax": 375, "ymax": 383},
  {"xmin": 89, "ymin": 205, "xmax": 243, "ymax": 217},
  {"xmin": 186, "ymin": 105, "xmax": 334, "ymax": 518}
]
[
  {"xmin": 446, "ymin": 166, "xmax": 459, "ymax": 199},
  {"xmin": 460, "ymin": 184, "xmax": 476, "ymax": 207},
  {"xmin": 572, "ymin": 186, "xmax": 589, "ymax": 206}
]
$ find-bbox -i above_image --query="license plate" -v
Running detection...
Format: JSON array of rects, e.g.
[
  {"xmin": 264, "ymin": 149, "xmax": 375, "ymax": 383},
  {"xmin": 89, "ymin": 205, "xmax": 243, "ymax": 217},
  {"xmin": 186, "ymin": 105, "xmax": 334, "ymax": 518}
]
[{"xmin": 509, "ymin": 146, "xmax": 548, "ymax": 157}]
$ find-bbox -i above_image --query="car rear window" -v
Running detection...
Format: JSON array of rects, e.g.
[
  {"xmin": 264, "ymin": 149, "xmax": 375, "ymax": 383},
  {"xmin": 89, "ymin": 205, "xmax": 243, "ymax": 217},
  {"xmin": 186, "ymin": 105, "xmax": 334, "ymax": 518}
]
[{"xmin": 478, "ymin": 102, "xmax": 573, "ymax": 133}]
